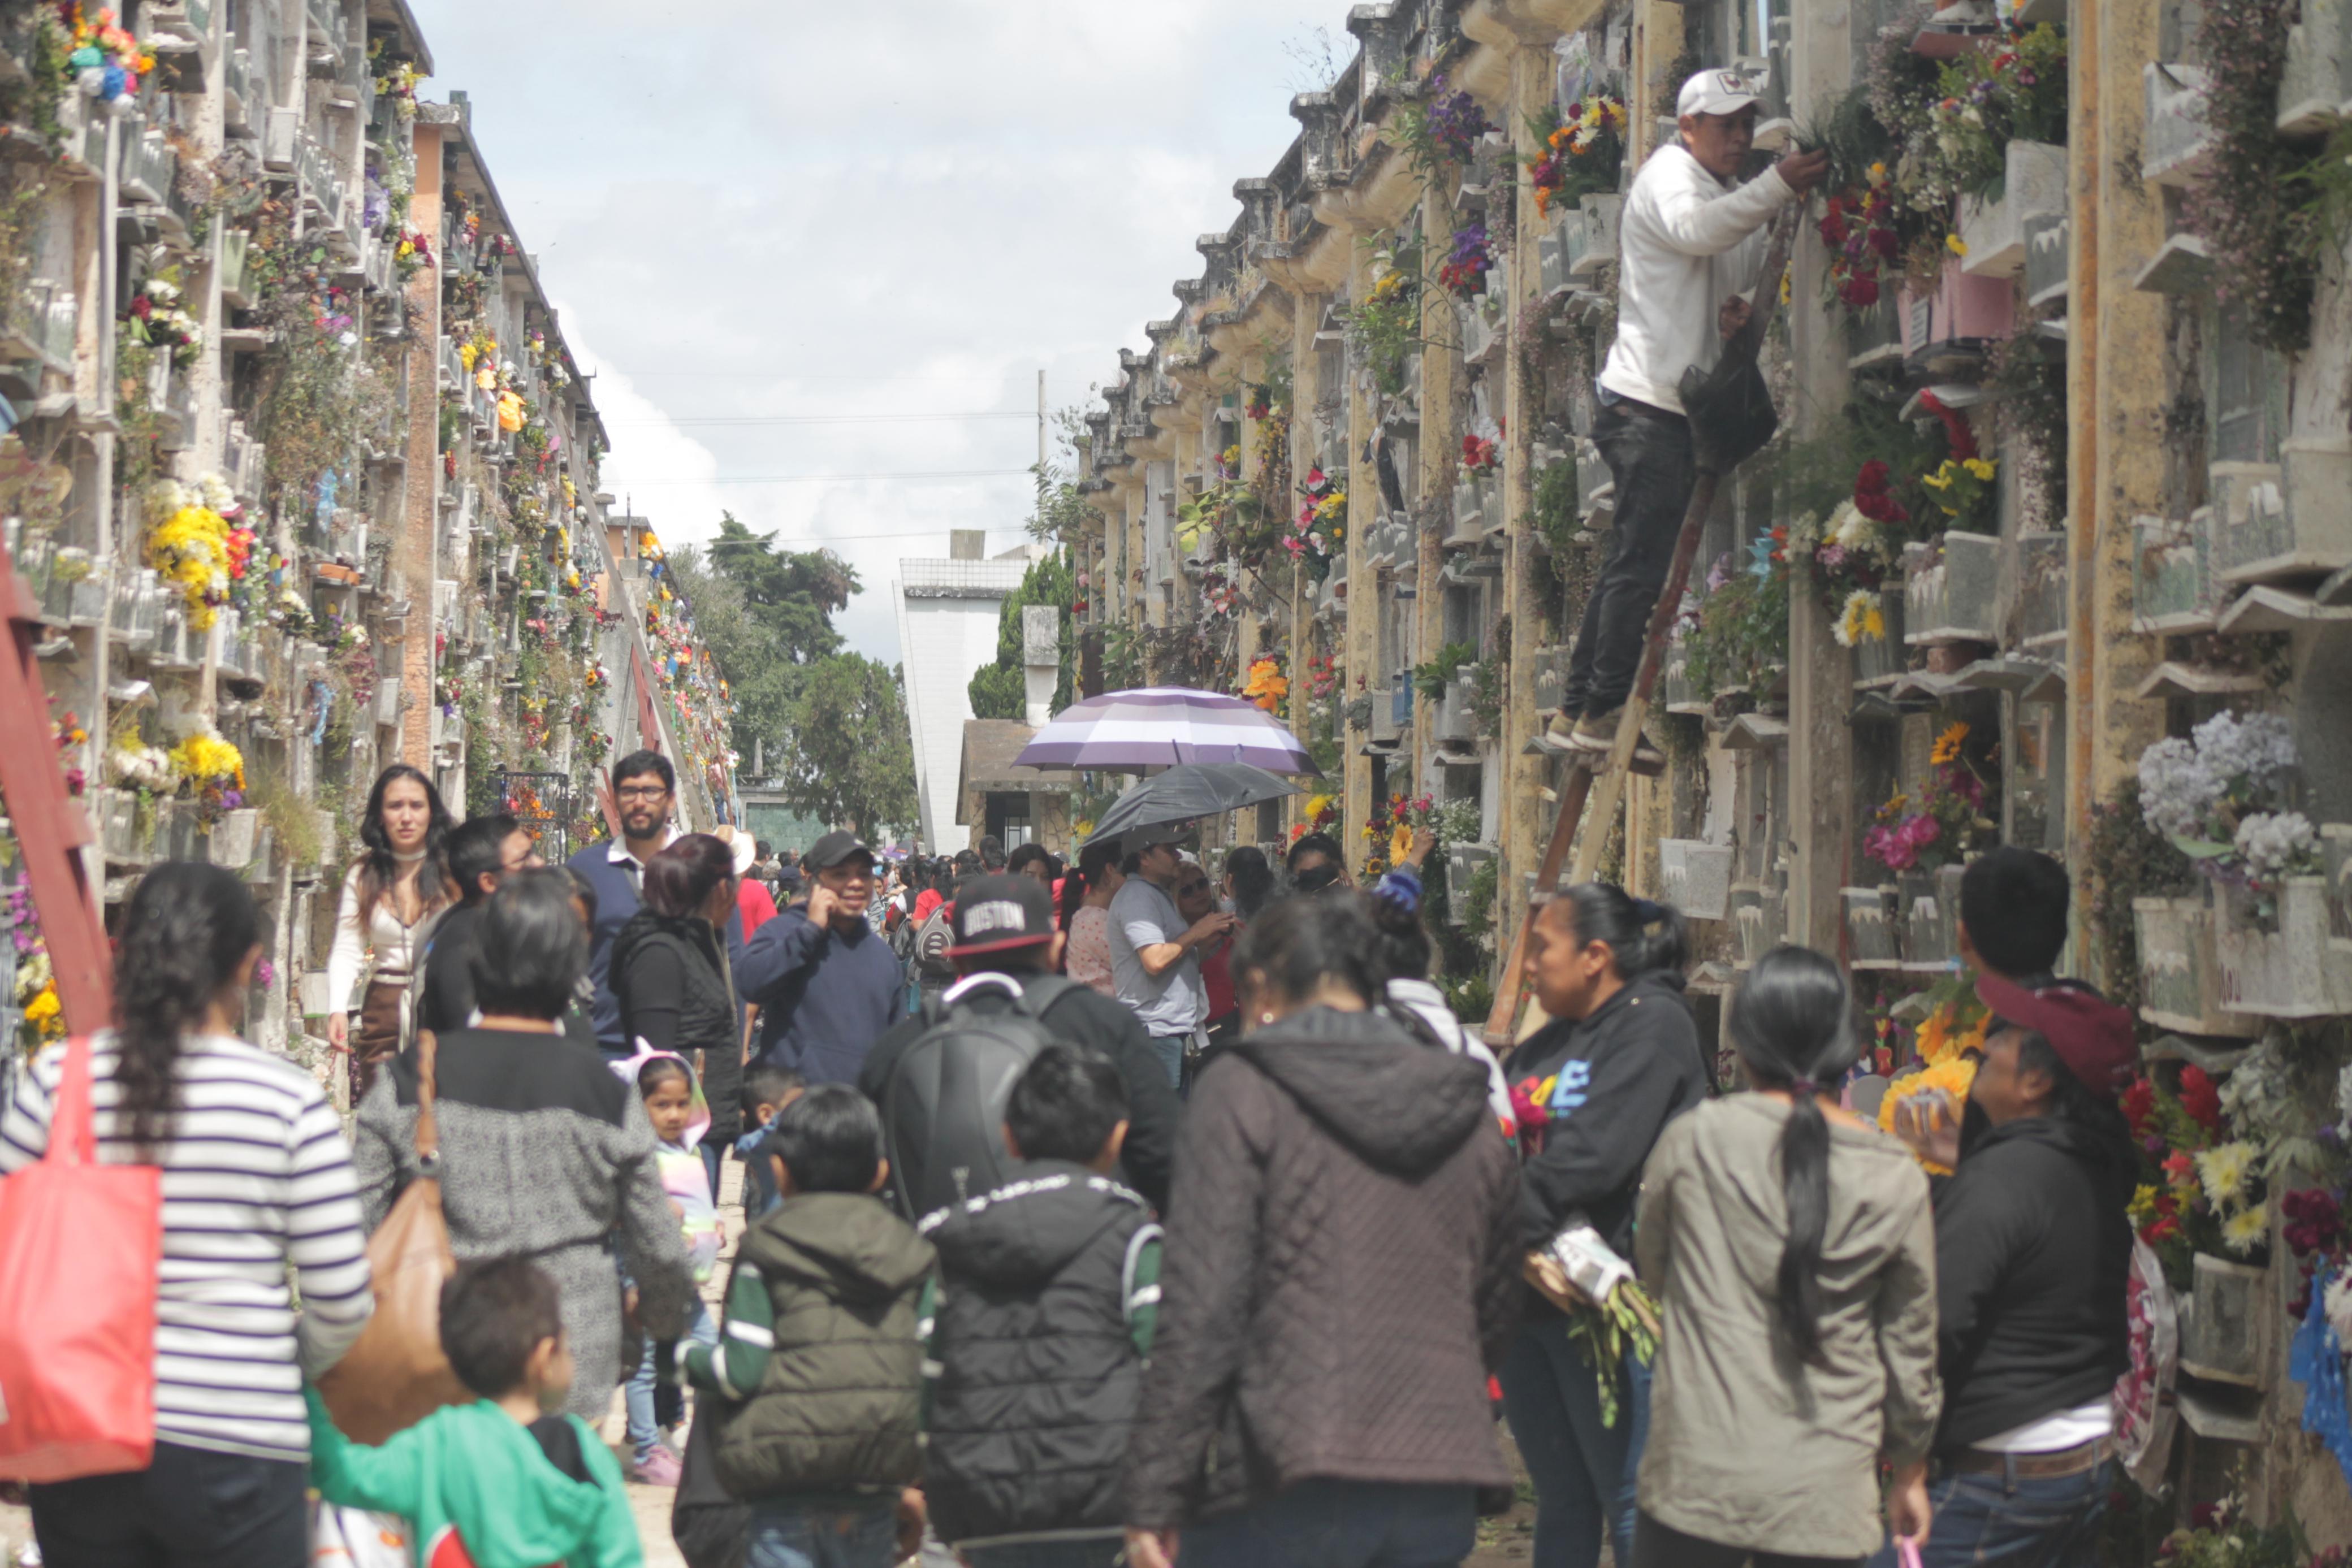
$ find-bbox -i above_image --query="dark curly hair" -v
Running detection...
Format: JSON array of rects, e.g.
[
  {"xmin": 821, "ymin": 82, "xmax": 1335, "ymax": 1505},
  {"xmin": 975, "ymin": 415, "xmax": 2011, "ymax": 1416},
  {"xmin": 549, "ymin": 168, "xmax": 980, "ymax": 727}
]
[
  {"xmin": 114, "ymin": 863, "xmax": 260, "ymax": 1155},
  {"xmin": 352, "ymin": 764, "xmax": 456, "ymax": 928}
]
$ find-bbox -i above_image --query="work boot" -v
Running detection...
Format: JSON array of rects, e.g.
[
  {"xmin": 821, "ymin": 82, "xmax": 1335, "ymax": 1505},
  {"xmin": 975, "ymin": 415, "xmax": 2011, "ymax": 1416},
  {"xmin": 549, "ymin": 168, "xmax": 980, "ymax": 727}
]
[{"xmin": 1568, "ymin": 708, "xmax": 1666, "ymax": 776}]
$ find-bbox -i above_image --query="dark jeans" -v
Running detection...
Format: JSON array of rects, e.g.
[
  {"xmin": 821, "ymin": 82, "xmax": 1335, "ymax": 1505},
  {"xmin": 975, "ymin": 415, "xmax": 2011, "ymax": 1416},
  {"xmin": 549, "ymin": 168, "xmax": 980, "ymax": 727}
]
[
  {"xmin": 1562, "ymin": 397, "xmax": 1697, "ymax": 719},
  {"xmin": 1180, "ymin": 1478, "xmax": 1478, "ymax": 1568},
  {"xmin": 30, "ymin": 1440, "xmax": 308, "ymax": 1568},
  {"xmin": 1865, "ymin": 1458, "xmax": 2114, "ymax": 1568},
  {"xmin": 1497, "ymin": 1313, "xmax": 1651, "ymax": 1568},
  {"xmin": 1635, "ymin": 1511, "xmax": 1861, "ymax": 1568},
  {"xmin": 746, "ymin": 1495, "xmax": 900, "ymax": 1568},
  {"xmin": 960, "ymin": 1537, "xmax": 1126, "ymax": 1568}
]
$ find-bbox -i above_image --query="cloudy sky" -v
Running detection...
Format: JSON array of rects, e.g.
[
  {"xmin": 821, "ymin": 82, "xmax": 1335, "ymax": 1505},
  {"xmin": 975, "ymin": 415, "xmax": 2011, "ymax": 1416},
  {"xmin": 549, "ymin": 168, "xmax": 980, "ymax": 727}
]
[{"xmin": 406, "ymin": 1, "xmax": 1347, "ymax": 665}]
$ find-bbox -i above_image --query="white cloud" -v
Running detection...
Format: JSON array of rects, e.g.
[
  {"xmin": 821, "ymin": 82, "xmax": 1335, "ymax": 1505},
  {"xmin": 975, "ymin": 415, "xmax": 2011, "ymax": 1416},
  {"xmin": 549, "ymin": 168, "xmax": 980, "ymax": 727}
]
[{"xmin": 409, "ymin": 0, "xmax": 1344, "ymax": 665}]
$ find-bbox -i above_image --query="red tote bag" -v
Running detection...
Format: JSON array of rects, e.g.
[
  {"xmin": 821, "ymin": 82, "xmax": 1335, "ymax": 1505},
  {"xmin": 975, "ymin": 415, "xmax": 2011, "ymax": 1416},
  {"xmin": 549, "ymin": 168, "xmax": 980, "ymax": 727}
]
[{"xmin": 0, "ymin": 1035, "xmax": 162, "ymax": 1482}]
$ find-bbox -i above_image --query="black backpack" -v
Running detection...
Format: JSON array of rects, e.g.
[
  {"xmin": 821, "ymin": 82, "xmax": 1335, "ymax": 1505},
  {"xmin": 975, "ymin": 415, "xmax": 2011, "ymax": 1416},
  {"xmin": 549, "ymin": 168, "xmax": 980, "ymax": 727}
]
[{"xmin": 879, "ymin": 972, "xmax": 1077, "ymax": 1222}]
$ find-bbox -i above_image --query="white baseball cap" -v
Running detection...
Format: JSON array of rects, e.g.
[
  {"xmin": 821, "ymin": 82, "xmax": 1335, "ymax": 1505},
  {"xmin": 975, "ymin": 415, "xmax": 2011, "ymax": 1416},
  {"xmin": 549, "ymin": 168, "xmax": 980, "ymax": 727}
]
[{"xmin": 1677, "ymin": 68, "xmax": 1761, "ymax": 119}]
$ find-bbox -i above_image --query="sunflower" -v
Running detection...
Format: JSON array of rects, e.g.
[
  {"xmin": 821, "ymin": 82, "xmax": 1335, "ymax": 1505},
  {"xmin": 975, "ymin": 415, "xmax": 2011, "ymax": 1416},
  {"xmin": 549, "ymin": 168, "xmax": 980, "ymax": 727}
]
[
  {"xmin": 1879, "ymin": 1056, "xmax": 1978, "ymax": 1175},
  {"xmin": 1931, "ymin": 722, "xmax": 1970, "ymax": 766}
]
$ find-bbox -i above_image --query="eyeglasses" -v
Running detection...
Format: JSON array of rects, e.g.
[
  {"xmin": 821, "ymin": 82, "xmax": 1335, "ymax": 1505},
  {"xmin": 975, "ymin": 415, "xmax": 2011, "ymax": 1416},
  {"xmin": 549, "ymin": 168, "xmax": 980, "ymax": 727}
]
[
  {"xmin": 1177, "ymin": 881, "xmax": 1209, "ymax": 895},
  {"xmin": 615, "ymin": 785, "xmax": 669, "ymax": 802}
]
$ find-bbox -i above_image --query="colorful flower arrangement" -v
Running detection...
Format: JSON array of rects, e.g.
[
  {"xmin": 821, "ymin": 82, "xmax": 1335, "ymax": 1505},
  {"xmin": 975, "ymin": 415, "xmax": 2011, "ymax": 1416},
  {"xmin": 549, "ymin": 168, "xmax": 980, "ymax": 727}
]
[
  {"xmin": 2125, "ymin": 1065, "xmax": 2270, "ymax": 1289},
  {"xmin": 1526, "ymin": 94, "xmax": 1628, "ymax": 218},
  {"xmin": 142, "ymin": 477, "xmax": 248, "ymax": 631},
  {"xmin": 1289, "ymin": 792, "xmax": 1339, "ymax": 843},
  {"xmin": 1460, "ymin": 428, "xmax": 1501, "ymax": 480},
  {"xmin": 1816, "ymin": 161, "xmax": 1903, "ymax": 311},
  {"xmin": 1424, "ymin": 76, "xmax": 1493, "ymax": 163},
  {"xmin": 1240, "ymin": 655, "xmax": 1289, "ymax": 713},
  {"xmin": 1437, "ymin": 221, "xmax": 1494, "ymax": 298},
  {"xmin": 1678, "ymin": 536, "xmax": 1791, "ymax": 707},
  {"xmin": 1288, "ymin": 469, "xmax": 1345, "ymax": 565},
  {"xmin": 59, "ymin": 5, "xmax": 154, "ymax": 105},
  {"xmin": 167, "ymin": 719, "xmax": 246, "ymax": 826},
  {"xmin": 2135, "ymin": 710, "xmax": 2314, "ymax": 907},
  {"xmin": 393, "ymin": 227, "xmax": 435, "ymax": 281},
  {"xmin": 1873, "ymin": 973, "xmax": 1988, "ymax": 1174},
  {"xmin": 124, "ymin": 274, "xmax": 203, "ymax": 369},
  {"xmin": 1864, "ymin": 721, "xmax": 1994, "ymax": 873}
]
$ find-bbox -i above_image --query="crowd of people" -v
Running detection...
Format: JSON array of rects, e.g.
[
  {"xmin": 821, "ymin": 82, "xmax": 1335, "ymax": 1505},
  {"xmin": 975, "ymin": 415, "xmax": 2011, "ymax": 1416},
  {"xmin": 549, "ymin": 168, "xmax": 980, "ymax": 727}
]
[{"xmin": 0, "ymin": 745, "xmax": 2138, "ymax": 1568}]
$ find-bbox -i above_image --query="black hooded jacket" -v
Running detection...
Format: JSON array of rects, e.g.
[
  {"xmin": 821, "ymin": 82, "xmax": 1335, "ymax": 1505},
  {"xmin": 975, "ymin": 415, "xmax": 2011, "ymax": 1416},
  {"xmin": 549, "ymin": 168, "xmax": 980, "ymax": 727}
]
[
  {"xmin": 1503, "ymin": 971, "xmax": 1710, "ymax": 1263},
  {"xmin": 922, "ymin": 1159, "xmax": 1156, "ymax": 1544},
  {"xmin": 611, "ymin": 909, "xmax": 742, "ymax": 1143},
  {"xmin": 1932, "ymin": 1113, "xmax": 2134, "ymax": 1453},
  {"xmin": 1121, "ymin": 1006, "xmax": 1522, "ymax": 1529}
]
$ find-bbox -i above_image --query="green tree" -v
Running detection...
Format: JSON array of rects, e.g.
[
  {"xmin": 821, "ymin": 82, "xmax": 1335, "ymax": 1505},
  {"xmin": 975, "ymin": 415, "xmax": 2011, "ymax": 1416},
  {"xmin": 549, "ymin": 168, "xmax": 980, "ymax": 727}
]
[
  {"xmin": 967, "ymin": 548, "xmax": 1076, "ymax": 720},
  {"xmin": 671, "ymin": 513, "xmax": 861, "ymax": 779},
  {"xmin": 773, "ymin": 653, "xmax": 918, "ymax": 838}
]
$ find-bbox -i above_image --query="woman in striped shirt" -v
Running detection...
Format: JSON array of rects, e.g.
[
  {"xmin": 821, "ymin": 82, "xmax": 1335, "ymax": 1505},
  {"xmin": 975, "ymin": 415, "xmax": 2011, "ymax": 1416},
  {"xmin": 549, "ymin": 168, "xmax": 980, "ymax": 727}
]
[{"xmin": 0, "ymin": 863, "xmax": 375, "ymax": 1568}]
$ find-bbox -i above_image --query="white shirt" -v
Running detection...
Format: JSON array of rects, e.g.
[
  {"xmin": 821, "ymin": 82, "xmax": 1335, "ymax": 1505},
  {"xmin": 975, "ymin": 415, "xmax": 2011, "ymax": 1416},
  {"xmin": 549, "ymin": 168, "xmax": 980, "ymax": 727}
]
[
  {"xmin": 1974, "ymin": 1398, "xmax": 2113, "ymax": 1454},
  {"xmin": 1598, "ymin": 142, "xmax": 1796, "ymax": 413},
  {"xmin": 327, "ymin": 862, "xmax": 444, "ymax": 1005},
  {"xmin": 1385, "ymin": 977, "xmax": 1519, "ymax": 1134}
]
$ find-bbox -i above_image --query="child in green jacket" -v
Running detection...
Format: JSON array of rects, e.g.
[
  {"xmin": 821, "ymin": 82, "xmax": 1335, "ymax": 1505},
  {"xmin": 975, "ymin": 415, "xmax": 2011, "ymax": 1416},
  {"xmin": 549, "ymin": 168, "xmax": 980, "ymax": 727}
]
[{"xmin": 308, "ymin": 1257, "xmax": 642, "ymax": 1568}]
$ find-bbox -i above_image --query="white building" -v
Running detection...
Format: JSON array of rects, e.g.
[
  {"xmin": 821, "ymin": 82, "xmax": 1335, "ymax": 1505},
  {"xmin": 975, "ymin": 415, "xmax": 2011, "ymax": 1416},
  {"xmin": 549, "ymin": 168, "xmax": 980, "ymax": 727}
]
[{"xmin": 891, "ymin": 531, "xmax": 1034, "ymax": 854}]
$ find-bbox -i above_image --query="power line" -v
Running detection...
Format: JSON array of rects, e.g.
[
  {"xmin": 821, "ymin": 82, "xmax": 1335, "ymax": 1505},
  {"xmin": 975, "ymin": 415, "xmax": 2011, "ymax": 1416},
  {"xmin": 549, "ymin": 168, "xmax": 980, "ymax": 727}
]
[
  {"xmin": 599, "ymin": 411, "xmax": 1036, "ymax": 429},
  {"xmin": 611, "ymin": 467, "xmax": 1037, "ymax": 485}
]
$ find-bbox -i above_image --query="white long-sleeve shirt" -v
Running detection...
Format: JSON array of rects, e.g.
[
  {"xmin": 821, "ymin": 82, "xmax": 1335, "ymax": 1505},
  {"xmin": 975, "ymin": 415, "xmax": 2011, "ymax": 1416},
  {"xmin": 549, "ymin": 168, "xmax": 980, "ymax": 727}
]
[
  {"xmin": 0, "ymin": 1033, "xmax": 375, "ymax": 1461},
  {"xmin": 326, "ymin": 863, "xmax": 442, "ymax": 1008},
  {"xmin": 1598, "ymin": 141, "xmax": 1797, "ymax": 414}
]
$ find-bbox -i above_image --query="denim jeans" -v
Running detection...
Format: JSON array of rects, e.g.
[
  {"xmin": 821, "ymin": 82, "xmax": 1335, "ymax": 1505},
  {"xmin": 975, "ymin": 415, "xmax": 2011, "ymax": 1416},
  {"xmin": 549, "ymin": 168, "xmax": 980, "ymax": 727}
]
[
  {"xmin": 1497, "ymin": 1313, "xmax": 1651, "ymax": 1568},
  {"xmin": 626, "ymin": 1294, "xmax": 717, "ymax": 1460},
  {"xmin": 1635, "ymin": 1510, "xmax": 1861, "ymax": 1568},
  {"xmin": 1864, "ymin": 1458, "xmax": 2114, "ymax": 1568},
  {"xmin": 745, "ymin": 1496, "xmax": 901, "ymax": 1568},
  {"xmin": 1145, "ymin": 1033, "xmax": 1186, "ymax": 1089},
  {"xmin": 1561, "ymin": 397, "xmax": 1697, "ymax": 720},
  {"xmin": 31, "ymin": 1440, "xmax": 309, "ymax": 1568},
  {"xmin": 959, "ymin": 1537, "xmax": 1126, "ymax": 1568},
  {"xmin": 1179, "ymin": 1478, "xmax": 1477, "ymax": 1568}
]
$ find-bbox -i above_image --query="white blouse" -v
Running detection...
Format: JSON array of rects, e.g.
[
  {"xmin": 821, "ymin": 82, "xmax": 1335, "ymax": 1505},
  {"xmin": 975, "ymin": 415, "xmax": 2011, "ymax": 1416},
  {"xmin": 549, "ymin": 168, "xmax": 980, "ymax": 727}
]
[{"xmin": 326, "ymin": 861, "xmax": 444, "ymax": 1008}]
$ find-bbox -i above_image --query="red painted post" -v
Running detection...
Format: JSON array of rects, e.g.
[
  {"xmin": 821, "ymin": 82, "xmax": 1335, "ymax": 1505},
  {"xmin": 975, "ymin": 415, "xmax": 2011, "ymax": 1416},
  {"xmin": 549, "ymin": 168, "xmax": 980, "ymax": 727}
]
[{"xmin": 0, "ymin": 530, "xmax": 112, "ymax": 1031}]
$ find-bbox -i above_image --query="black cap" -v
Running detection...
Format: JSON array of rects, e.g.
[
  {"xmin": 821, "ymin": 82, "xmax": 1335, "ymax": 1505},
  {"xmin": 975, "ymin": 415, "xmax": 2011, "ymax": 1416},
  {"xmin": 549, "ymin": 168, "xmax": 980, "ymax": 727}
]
[
  {"xmin": 803, "ymin": 829, "xmax": 875, "ymax": 872},
  {"xmin": 946, "ymin": 873, "xmax": 1057, "ymax": 958},
  {"xmin": 1123, "ymin": 819, "xmax": 1196, "ymax": 854}
]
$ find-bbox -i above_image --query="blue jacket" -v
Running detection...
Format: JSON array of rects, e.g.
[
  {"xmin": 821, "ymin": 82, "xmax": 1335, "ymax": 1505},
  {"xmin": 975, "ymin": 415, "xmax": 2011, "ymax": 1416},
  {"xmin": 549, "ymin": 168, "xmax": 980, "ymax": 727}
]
[
  {"xmin": 565, "ymin": 839, "xmax": 743, "ymax": 1052},
  {"xmin": 736, "ymin": 902, "xmax": 904, "ymax": 1085}
]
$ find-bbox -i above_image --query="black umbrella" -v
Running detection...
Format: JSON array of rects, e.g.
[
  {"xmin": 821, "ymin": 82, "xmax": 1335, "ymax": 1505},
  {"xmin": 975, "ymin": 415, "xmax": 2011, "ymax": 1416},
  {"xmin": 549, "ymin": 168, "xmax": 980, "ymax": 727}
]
[{"xmin": 1083, "ymin": 764, "xmax": 1302, "ymax": 847}]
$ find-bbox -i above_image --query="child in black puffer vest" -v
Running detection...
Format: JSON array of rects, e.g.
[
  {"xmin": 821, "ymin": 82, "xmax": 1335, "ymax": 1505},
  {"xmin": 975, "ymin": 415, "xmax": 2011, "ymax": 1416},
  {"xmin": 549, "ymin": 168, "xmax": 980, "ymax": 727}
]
[{"xmin": 920, "ymin": 1045, "xmax": 1162, "ymax": 1568}]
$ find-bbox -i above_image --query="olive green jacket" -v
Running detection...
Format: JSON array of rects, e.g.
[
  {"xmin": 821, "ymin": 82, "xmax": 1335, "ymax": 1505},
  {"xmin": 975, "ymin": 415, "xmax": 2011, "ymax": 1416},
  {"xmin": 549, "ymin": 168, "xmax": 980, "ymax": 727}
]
[{"xmin": 706, "ymin": 1191, "xmax": 937, "ymax": 1501}]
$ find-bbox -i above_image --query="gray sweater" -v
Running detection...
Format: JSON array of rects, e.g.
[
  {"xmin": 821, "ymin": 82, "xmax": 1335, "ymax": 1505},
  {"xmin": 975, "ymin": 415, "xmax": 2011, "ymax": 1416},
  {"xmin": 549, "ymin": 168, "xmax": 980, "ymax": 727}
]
[
  {"xmin": 1634, "ymin": 1094, "xmax": 1940, "ymax": 1558},
  {"xmin": 352, "ymin": 1027, "xmax": 695, "ymax": 1419}
]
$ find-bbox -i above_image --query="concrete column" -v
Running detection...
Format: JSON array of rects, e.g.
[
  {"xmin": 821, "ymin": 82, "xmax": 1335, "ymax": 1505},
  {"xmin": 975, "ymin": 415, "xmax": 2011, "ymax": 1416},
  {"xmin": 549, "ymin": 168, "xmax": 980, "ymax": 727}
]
[
  {"xmin": 1499, "ymin": 42, "xmax": 1549, "ymax": 946},
  {"xmin": 398, "ymin": 122, "xmax": 446, "ymax": 769},
  {"xmin": 1783, "ymin": 0, "xmax": 1858, "ymax": 950},
  {"xmin": 1417, "ymin": 184, "xmax": 1458, "ymax": 804},
  {"xmin": 2064, "ymin": 0, "xmax": 2167, "ymax": 978},
  {"xmin": 1289, "ymin": 291, "xmax": 1326, "ymax": 829},
  {"xmin": 1346, "ymin": 244, "xmax": 1376, "ymax": 851}
]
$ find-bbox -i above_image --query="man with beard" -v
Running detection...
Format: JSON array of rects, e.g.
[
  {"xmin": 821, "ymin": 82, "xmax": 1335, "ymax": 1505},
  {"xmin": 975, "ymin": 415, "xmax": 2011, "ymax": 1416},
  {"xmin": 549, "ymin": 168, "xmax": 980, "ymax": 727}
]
[{"xmin": 568, "ymin": 751, "xmax": 688, "ymax": 1057}]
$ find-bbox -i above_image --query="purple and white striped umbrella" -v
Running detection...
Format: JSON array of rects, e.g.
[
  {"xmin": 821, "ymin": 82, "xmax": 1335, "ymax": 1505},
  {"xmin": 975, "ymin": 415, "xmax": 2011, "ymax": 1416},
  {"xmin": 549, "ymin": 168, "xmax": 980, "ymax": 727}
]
[{"xmin": 1011, "ymin": 687, "xmax": 1319, "ymax": 774}]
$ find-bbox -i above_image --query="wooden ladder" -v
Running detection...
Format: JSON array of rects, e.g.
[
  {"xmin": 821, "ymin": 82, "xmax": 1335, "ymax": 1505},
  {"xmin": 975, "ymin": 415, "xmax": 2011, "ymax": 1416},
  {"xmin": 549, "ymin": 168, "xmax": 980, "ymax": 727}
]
[
  {"xmin": 0, "ymin": 483, "xmax": 113, "ymax": 1034},
  {"xmin": 1483, "ymin": 208, "xmax": 1800, "ymax": 1047}
]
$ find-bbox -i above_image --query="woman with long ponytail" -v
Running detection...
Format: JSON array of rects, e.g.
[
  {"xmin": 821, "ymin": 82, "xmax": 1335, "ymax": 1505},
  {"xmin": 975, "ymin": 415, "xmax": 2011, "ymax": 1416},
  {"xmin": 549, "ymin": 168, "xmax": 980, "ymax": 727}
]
[
  {"xmin": 0, "ymin": 864, "xmax": 374, "ymax": 1566},
  {"xmin": 1625, "ymin": 946, "xmax": 1939, "ymax": 1568}
]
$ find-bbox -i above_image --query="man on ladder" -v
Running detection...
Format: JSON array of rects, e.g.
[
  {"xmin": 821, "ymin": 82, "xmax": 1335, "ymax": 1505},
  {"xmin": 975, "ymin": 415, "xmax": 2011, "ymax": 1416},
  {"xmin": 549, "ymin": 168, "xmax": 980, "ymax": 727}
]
[{"xmin": 1553, "ymin": 69, "xmax": 1828, "ymax": 769}]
